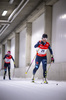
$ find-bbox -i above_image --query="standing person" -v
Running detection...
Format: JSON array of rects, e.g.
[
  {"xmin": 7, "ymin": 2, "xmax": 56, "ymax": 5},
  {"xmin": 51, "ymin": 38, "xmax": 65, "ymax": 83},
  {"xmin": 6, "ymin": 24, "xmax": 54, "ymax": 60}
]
[
  {"xmin": 3, "ymin": 51, "xmax": 15, "ymax": 80},
  {"xmin": 32, "ymin": 34, "xmax": 54, "ymax": 83}
]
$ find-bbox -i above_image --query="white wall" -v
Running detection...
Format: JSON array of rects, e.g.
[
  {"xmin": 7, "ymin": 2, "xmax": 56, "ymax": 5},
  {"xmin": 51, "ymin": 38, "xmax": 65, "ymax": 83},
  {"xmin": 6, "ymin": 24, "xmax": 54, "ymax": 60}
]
[
  {"xmin": 31, "ymin": 13, "xmax": 45, "ymax": 65},
  {"xmin": 0, "ymin": 46, "xmax": 2, "ymax": 69},
  {"xmin": 11, "ymin": 38, "xmax": 15, "ymax": 69},
  {"xmin": 52, "ymin": 0, "xmax": 66, "ymax": 63},
  {"xmin": 19, "ymin": 28, "xmax": 26, "ymax": 67},
  {"xmin": 5, "ymin": 43, "xmax": 7, "ymax": 54}
]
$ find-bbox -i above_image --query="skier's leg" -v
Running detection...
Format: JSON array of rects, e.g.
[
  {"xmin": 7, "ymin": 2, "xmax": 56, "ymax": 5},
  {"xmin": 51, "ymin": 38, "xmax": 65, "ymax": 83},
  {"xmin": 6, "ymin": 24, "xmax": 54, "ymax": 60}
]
[
  {"xmin": 8, "ymin": 64, "xmax": 11, "ymax": 80},
  {"xmin": 3, "ymin": 63, "xmax": 7, "ymax": 80},
  {"xmin": 32, "ymin": 56, "xmax": 41, "ymax": 82},
  {"xmin": 42, "ymin": 56, "xmax": 48, "ymax": 84}
]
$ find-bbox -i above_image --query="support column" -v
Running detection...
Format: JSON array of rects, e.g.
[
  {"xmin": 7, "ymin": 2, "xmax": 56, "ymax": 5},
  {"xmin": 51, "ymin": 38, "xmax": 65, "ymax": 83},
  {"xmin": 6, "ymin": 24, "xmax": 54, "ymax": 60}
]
[
  {"xmin": 7, "ymin": 40, "xmax": 11, "ymax": 51},
  {"xmin": 44, "ymin": 6, "xmax": 52, "ymax": 63},
  {"xmin": 2, "ymin": 44, "xmax": 5, "ymax": 69},
  {"xmin": 26, "ymin": 22, "xmax": 32, "ymax": 66},
  {"xmin": 15, "ymin": 33, "xmax": 19, "ymax": 68}
]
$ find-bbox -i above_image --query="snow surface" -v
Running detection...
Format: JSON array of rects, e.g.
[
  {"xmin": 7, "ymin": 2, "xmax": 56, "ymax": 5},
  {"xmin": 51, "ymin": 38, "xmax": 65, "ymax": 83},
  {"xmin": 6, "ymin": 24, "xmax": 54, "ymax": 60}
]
[{"xmin": 0, "ymin": 77, "xmax": 66, "ymax": 100}]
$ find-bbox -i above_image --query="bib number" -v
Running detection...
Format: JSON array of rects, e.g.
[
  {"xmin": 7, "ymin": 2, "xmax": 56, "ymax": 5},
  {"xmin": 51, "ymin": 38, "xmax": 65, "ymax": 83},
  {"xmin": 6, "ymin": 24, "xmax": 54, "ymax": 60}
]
[
  {"xmin": 38, "ymin": 49, "xmax": 47, "ymax": 54},
  {"xmin": 41, "ymin": 50, "xmax": 45, "ymax": 53}
]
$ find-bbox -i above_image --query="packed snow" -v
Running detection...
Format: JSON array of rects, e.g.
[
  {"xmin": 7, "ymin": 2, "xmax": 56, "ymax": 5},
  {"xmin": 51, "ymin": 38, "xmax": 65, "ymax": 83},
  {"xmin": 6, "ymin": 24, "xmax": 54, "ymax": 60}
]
[{"xmin": 0, "ymin": 77, "xmax": 66, "ymax": 100}]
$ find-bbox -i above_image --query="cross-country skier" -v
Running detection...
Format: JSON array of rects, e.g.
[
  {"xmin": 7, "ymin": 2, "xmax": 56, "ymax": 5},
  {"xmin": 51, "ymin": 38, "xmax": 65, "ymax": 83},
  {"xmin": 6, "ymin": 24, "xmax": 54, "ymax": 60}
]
[
  {"xmin": 32, "ymin": 34, "xmax": 54, "ymax": 83},
  {"xmin": 3, "ymin": 50, "xmax": 16, "ymax": 80}
]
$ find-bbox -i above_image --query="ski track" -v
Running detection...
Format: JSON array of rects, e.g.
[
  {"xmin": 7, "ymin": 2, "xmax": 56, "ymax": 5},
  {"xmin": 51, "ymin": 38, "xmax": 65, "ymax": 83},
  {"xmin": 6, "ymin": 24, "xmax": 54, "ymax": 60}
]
[{"xmin": 0, "ymin": 78, "xmax": 66, "ymax": 100}]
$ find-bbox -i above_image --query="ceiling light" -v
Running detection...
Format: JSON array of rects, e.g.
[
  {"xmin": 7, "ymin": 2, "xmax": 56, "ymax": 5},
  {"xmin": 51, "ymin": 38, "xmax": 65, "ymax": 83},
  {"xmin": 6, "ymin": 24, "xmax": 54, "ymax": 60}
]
[
  {"xmin": 60, "ymin": 14, "xmax": 66, "ymax": 19},
  {"xmin": 62, "ymin": 14, "xmax": 66, "ymax": 19},
  {"xmin": 2, "ymin": 11, "xmax": 7, "ymax": 16},
  {"xmin": 9, "ymin": 0, "xmax": 14, "ymax": 4}
]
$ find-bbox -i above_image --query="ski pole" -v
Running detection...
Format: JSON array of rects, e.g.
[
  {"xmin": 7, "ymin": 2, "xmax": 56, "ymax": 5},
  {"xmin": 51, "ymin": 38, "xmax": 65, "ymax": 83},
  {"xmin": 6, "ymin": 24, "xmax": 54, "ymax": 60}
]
[
  {"xmin": 0, "ymin": 66, "xmax": 3, "ymax": 71},
  {"xmin": 0, "ymin": 68, "xmax": 2, "ymax": 71},
  {"xmin": 45, "ymin": 63, "xmax": 52, "ymax": 78},
  {"xmin": 25, "ymin": 55, "xmax": 36, "ymax": 74},
  {"xmin": 13, "ymin": 67, "xmax": 15, "ymax": 78},
  {"xmin": 25, "ymin": 48, "xmax": 40, "ymax": 74},
  {"xmin": 13, "ymin": 61, "xmax": 16, "ymax": 68},
  {"xmin": 47, "ymin": 63, "xmax": 51, "ymax": 73},
  {"xmin": 13, "ymin": 62, "xmax": 16, "ymax": 78}
]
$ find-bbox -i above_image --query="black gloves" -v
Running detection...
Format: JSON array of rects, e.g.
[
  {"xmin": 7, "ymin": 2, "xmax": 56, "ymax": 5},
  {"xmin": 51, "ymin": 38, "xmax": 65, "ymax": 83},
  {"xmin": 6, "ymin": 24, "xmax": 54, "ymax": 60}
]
[{"xmin": 41, "ymin": 41, "xmax": 44, "ymax": 45}]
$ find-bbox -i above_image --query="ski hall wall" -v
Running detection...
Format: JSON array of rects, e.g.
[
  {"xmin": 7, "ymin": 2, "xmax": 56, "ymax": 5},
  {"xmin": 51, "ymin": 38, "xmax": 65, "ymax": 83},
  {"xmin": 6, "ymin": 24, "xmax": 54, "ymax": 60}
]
[
  {"xmin": 27, "ymin": 0, "xmax": 66, "ymax": 80},
  {"xmin": 26, "ymin": 13, "xmax": 45, "ymax": 78},
  {"xmin": 11, "ymin": 38, "xmax": 15, "ymax": 69},
  {"xmin": 31, "ymin": 13, "xmax": 45, "ymax": 63},
  {"xmin": 5, "ymin": 43, "xmax": 7, "ymax": 54},
  {"xmin": 0, "ymin": 42, "xmax": 7, "ymax": 75},
  {"xmin": 0, "ymin": 46, "xmax": 2, "ymax": 70},
  {"xmin": 52, "ymin": 0, "xmax": 66, "ymax": 63},
  {"xmin": 19, "ymin": 28, "xmax": 26, "ymax": 68},
  {"xmin": 48, "ymin": 0, "xmax": 66, "ymax": 81},
  {"xmin": 13, "ymin": 29, "xmax": 26, "ymax": 78},
  {"xmin": 13, "ymin": 14, "xmax": 45, "ymax": 78},
  {"xmin": 0, "ymin": 0, "xmax": 66, "ymax": 81}
]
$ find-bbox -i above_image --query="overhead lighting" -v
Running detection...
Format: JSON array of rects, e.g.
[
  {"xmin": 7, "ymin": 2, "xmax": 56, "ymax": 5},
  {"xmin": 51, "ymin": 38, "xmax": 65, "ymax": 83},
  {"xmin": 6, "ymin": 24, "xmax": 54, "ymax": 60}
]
[
  {"xmin": 61, "ymin": 14, "xmax": 66, "ymax": 19},
  {"xmin": 60, "ymin": 14, "xmax": 66, "ymax": 19},
  {"xmin": 9, "ymin": 0, "xmax": 14, "ymax": 4},
  {"xmin": 2, "ymin": 11, "xmax": 7, "ymax": 16}
]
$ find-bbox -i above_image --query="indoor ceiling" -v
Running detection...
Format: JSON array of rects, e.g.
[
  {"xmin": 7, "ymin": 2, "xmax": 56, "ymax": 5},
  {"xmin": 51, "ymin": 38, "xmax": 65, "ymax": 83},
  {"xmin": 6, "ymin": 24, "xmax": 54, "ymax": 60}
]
[{"xmin": 0, "ymin": 0, "xmax": 58, "ymax": 43}]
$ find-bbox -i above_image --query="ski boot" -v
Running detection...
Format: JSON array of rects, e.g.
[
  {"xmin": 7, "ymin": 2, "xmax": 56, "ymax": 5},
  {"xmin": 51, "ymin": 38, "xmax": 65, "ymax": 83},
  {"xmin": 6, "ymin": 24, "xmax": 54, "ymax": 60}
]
[
  {"xmin": 9, "ymin": 72, "xmax": 11, "ymax": 80},
  {"xmin": 32, "ymin": 78, "xmax": 35, "ymax": 82},
  {"xmin": 9, "ymin": 76, "xmax": 11, "ymax": 80},
  {"xmin": 44, "ymin": 80, "xmax": 48, "ymax": 84},
  {"xmin": 43, "ymin": 78, "xmax": 48, "ymax": 84},
  {"xmin": 9, "ymin": 75, "xmax": 11, "ymax": 80},
  {"xmin": 3, "ymin": 76, "xmax": 5, "ymax": 80}
]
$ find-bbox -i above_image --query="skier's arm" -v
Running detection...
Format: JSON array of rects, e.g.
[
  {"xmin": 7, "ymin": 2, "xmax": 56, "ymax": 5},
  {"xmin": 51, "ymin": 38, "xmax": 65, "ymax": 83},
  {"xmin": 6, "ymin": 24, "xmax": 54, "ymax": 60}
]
[
  {"xmin": 48, "ymin": 45, "xmax": 54, "ymax": 63},
  {"xmin": 3, "ymin": 55, "xmax": 6, "ymax": 59},
  {"xmin": 12, "ymin": 56, "xmax": 14, "ymax": 62},
  {"xmin": 48, "ymin": 45, "xmax": 53, "ymax": 55},
  {"xmin": 12, "ymin": 56, "xmax": 16, "ymax": 68},
  {"xmin": 34, "ymin": 41, "xmax": 41, "ymax": 48},
  {"xmin": 12, "ymin": 56, "xmax": 15, "ymax": 65}
]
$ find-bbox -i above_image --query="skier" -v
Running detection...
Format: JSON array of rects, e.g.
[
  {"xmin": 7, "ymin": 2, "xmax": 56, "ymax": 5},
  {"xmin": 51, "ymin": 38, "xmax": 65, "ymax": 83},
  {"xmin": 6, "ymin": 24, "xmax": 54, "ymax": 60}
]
[
  {"xmin": 32, "ymin": 34, "xmax": 54, "ymax": 83},
  {"xmin": 3, "ymin": 50, "xmax": 16, "ymax": 80}
]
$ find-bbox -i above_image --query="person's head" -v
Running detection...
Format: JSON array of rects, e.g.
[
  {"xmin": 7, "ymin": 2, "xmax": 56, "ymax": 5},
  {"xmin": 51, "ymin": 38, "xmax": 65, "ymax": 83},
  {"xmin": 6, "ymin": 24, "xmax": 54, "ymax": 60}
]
[
  {"xmin": 7, "ymin": 51, "xmax": 11, "ymax": 55},
  {"xmin": 42, "ymin": 34, "xmax": 48, "ymax": 43}
]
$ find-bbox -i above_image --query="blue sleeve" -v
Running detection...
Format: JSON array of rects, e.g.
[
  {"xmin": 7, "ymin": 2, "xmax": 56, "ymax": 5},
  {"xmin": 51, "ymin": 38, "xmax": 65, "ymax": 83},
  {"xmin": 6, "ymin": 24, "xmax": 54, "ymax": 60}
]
[
  {"xmin": 3, "ymin": 56, "xmax": 5, "ymax": 59},
  {"xmin": 34, "ymin": 41, "xmax": 40, "ymax": 48},
  {"xmin": 12, "ymin": 56, "xmax": 14, "ymax": 62},
  {"xmin": 3, "ymin": 55, "xmax": 6, "ymax": 59},
  {"xmin": 48, "ymin": 45, "xmax": 53, "ymax": 55}
]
